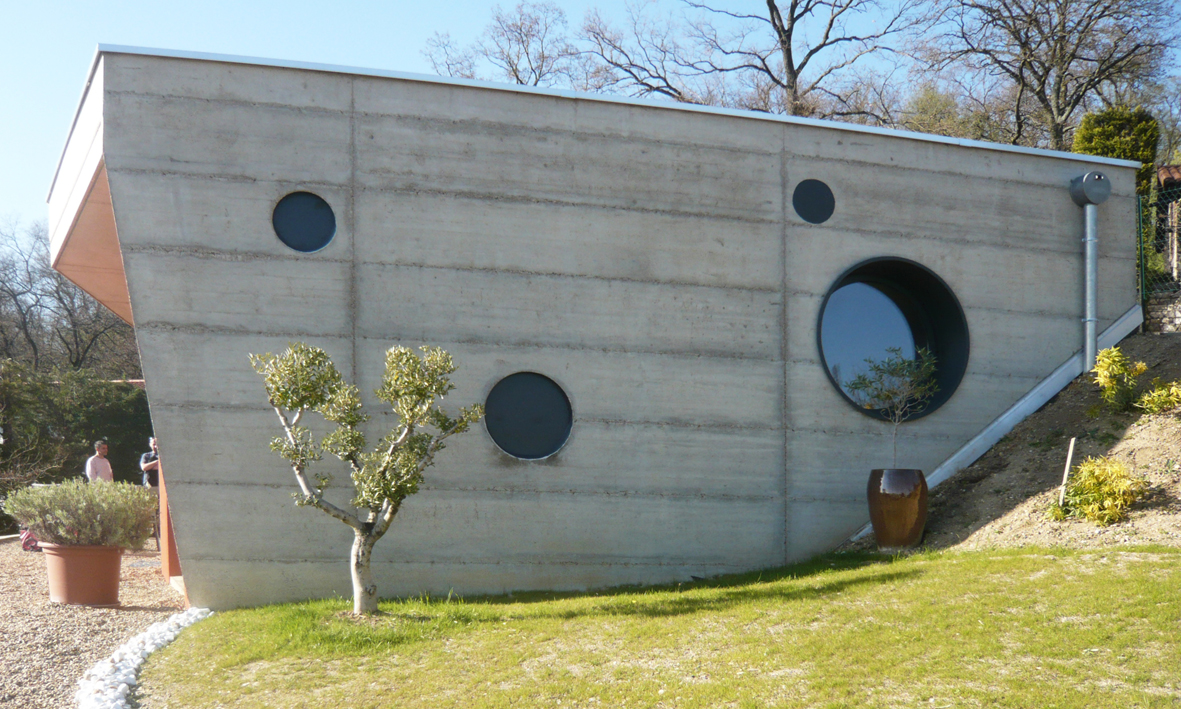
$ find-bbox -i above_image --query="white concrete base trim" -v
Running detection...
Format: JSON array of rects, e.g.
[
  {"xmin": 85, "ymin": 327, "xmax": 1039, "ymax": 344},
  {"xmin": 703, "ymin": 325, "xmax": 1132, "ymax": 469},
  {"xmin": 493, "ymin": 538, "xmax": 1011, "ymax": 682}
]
[
  {"xmin": 75, "ymin": 607, "xmax": 213, "ymax": 709},
  {"xmin": 848, "ymin": 303, "xmax": 1144, "ymax": 543}
]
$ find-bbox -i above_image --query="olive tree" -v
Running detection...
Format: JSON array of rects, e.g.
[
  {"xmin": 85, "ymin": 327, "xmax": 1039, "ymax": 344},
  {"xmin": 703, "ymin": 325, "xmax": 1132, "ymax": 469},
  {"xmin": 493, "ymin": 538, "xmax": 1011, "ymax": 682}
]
[
  {"xmin": 845, "ymin": 347, "xmax": 939, "ymax": 467},
  {"xmin": 250, "ymin": 343, "xmax": 483, "ymax": 615}
]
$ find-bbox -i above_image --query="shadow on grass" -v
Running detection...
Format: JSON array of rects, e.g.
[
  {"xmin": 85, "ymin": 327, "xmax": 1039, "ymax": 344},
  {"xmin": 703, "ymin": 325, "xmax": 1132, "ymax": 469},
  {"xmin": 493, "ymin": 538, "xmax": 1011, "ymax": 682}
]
[
  {"xmin": 467, "ymin": 552, "xmax": 918, "ymax": 614},
  {"xmin": 202, "ymin": 553, "xmax": 928, "ymax": 659},
  {"xmin": 357, "ymin": 553, "xmax": 923, "ymax": 630}
]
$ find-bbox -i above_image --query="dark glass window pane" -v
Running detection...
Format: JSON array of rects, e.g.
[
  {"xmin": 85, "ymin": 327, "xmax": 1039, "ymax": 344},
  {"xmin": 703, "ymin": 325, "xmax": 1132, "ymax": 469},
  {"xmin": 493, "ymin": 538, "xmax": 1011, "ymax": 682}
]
[
  {"xmin": 820, "ymin": 282, "xmax": 915, "ymax": 397},
  {"xmin": 485, "ymin": 372, "xmax": 572, "ymax": 459},
  {"xmin": 792, "ymin": 179, "xmax": 836, "ymax": 224},
  {"xmin": 816, "ymin": 257, "xmax": 970, "ymax": 420},
  {"xmin": 272, "ymin": 192, "xmax": 336, "ymax": 252}
]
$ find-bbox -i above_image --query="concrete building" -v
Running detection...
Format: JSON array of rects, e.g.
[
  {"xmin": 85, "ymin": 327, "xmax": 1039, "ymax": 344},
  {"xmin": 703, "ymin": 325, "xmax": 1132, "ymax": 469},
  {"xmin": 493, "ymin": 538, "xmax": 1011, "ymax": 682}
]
[{"xmin": 49, "ymin": 46, "xmax": 1141, "ymax": 609}]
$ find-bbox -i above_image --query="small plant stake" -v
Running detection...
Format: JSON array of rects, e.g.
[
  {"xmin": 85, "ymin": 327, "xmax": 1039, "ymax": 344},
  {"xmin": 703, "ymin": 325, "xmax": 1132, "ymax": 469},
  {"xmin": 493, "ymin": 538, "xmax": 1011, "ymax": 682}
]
[{"xmin": 1059, "ymin": 437, "xmax": 1077, "ymax": 507}]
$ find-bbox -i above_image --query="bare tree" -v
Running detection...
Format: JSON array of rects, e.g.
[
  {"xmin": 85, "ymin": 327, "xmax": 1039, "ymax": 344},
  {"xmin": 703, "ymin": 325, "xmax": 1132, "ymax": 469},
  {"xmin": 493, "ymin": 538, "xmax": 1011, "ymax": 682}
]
[
  {"xmin": 582, "ymin": 3, "xmax": 706, "ymax": 103},
  {"xmin": 1158, "ymin": 77, "xmax": 1181, "ymax": 165},
  {"xmin": 924, "ymin": 0, "xmax": 1179, "ymax": 150},
  {"xmin": 582, "ymin": 0, "xmax": 930, "ymax": 119},
  {"xmin": 0, "ymin": 220, "xmax": 49, "ymax": 369},
  {"xmin": 425, "ymin": 1, "xmax": 597, "ymax": 88},
  {"xmin": 0, "ymin": 220, "xmax": 139, "ymax": 377}
]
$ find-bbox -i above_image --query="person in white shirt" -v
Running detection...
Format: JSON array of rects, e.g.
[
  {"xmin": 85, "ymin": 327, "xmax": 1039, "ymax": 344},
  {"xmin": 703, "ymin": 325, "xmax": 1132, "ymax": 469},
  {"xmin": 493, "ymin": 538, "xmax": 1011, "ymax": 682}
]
[{"xmin": 85, "ymin": 440, "xmax": 113, "ymax": 482}]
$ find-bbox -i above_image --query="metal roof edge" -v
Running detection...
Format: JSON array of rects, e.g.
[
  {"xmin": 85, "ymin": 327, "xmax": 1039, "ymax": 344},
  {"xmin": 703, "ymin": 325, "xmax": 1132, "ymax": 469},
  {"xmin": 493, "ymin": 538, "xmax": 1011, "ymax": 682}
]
[
  {"xmin": 49, "ymin": 43, "xmax": 1142, "ymax": 197},
  {"xmin": 47, "ymin": 46, "xmax": 106, "ymax": 203}
]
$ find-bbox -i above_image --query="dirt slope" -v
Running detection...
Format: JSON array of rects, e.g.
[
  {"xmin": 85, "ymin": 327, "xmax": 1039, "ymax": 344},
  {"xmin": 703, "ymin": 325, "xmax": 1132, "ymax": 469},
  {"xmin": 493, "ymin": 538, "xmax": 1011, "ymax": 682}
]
[{"xmin": 848, "ymin": 331, "xmax": 1181, "ymax": 552}]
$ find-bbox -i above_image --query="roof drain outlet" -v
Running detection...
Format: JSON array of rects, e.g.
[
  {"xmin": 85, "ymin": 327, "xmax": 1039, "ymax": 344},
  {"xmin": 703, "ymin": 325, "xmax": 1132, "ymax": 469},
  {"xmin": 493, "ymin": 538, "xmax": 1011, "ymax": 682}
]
[{"xmin": 1070, "ymin": 171, "xmax": 1111, "ymax": 371}]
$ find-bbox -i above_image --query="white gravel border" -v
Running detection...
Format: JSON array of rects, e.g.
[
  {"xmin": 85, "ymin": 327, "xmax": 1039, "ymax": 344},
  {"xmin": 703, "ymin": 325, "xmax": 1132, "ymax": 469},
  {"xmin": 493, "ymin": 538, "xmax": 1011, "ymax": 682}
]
[{"xmin": 75, "ymin": 607, "xmax": 213, "ymax": 709}]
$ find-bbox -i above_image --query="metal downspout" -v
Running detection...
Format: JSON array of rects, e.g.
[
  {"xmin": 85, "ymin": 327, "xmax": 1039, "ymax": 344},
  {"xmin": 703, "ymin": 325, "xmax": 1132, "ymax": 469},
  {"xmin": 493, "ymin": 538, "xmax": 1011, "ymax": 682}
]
[{"xmin": 1070, "ymin": 172, "xmax": 1111, "ymax": 371}]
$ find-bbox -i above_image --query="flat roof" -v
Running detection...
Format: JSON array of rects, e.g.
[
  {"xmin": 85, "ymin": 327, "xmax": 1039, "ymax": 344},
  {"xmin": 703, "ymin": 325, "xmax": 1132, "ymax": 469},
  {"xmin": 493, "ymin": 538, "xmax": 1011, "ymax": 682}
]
[{"xmin": 50, "ymin": 43, "xmax": 1142, "ymax": 201}]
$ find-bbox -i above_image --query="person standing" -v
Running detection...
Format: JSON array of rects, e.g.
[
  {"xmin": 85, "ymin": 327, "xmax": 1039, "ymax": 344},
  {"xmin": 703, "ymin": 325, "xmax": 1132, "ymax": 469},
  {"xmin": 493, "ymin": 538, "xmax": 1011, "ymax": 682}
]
[
  {"xmin": 140, "ymin": 437, "xmax": 160, "ymax": 488},
  {"xmin": 85, "ymin": 440, "xmax": 113, "ymax": 482},
  {"xmin": 140, "ymin": 436, "xmax": 161, "ymax": 549}
]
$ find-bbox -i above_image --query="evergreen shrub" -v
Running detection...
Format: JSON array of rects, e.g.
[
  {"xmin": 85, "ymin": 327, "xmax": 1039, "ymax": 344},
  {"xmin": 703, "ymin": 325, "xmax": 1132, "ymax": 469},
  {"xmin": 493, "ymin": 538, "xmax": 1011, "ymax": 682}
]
[{"xmin": 2, "ymin": 479, "xmax": 156, "ymax": 548}]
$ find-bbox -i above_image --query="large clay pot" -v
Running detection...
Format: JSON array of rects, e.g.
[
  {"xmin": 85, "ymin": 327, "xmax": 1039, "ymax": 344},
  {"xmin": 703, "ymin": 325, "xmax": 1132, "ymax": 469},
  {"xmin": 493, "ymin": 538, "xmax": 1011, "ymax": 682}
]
[
  {"xmin": 867, "ymin": 469, "xmax": 928, "ymax": 550},
  {"xmin": 41, "ymin": 543, "xmax": 123, "ymax": 606}
]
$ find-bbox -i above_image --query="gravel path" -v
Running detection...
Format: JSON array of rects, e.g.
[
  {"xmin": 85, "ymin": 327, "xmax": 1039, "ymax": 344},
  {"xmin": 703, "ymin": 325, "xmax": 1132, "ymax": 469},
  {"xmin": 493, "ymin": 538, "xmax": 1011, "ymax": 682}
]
[{"xmin": 0, "ymin": 538, "xmax": 185, "ymax": 709}]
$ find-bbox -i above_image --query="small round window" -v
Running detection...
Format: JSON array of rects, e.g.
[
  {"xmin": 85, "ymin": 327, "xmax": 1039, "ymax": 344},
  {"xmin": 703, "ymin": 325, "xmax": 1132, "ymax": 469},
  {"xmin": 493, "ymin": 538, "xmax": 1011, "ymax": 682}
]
[
  {"xmin": 817, "ymin": 258, "xmax": 969, "ymax": 420},
  {"xmin": 793, "ymin": 179, "xmax": 836, "ymax": 224},
  {"xmin": 485, "ymin": 372, "xmax": 572, "ymax": 459},
  {"xmin": 272, "ymin": 192, "xmax": 336, "ymax": 252}
]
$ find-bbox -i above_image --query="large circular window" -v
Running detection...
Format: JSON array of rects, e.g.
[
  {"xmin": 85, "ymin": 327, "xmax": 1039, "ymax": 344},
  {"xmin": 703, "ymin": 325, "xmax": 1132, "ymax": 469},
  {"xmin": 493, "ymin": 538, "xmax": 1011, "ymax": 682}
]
[
  {"xmin": 272, "ymin": 191, "xmax": 336, "ymax": 252},
  {"xmin": 485, "ymin": 372, "xmax": 573, "ymax": 459},
  {"xmin": 817, "ymin": 258, "xmax": 969, "ymax": 420}
]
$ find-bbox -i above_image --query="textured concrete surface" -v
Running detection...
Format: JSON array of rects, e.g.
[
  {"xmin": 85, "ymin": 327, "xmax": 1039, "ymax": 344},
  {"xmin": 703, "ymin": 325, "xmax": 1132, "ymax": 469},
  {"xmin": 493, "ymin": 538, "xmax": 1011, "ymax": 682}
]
[{"xmin": 49, "ymin": 49, "xmax": 1140, "ymax": 608}]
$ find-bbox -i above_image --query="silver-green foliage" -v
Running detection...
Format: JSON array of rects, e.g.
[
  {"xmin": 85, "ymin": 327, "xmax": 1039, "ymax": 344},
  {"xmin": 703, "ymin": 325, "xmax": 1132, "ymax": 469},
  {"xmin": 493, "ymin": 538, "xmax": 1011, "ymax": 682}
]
[
  {"xmin": 250, "ymin": 343, "xmax": 482, "ymax": 613},
  {"xmin": 3, "ymin": 479, "xmax": 155, "ymax": 548},
  {"xmin": 250, "ymin": 343, "xmax": 483, "ymax": 515},
  {"xmin": 844, "ymin": 347, "xmax": 939, "ymax": 467}
]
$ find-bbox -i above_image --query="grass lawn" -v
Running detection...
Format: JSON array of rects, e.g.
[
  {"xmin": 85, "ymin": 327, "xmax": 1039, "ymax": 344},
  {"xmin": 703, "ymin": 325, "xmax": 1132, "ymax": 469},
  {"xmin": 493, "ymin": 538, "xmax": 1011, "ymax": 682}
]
[{"xmin": 139, "ymin": 547, "xmax": 1181, "ymax": 708}]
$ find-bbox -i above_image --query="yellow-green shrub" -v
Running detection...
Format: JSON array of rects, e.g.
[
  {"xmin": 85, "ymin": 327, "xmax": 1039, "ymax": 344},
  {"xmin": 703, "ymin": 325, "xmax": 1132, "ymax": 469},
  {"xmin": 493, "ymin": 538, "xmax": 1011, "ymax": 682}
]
[
  {"xmin": 1135, "ymin": 378, "xmax": 1181, "ymax": 414},
  {"xmin": 1050, "ymin": 456, "xmax": 1148, "ymax": 526},
  {"xmin": 1091, "ymin": 347, "xmax": 1147, "ymax": 412}
]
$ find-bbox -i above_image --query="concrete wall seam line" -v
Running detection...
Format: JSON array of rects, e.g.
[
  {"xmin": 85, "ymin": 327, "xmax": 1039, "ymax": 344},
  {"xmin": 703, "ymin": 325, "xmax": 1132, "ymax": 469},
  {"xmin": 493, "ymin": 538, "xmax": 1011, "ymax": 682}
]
[
  {"xmin": 85, "ymin": 44, "xmax": 1142, "ymax": 170},
  {"xmin": 108, "ymin": 88, "xmax": 354, "ymax": 117},
  {"xmin": 122, "ymin": 245, "xmax": 352, "ymax": 264},
  {"xmin": 779, "ymin": 125, "xmax": 791, "ymax": 566},
  {"xmin": 152, "ymin": 403, "xmax": 783, "ymax": 431},
  {"xmin": 845, "ymin": 302, "xmax": 1144, "ymax": 543},
  {"xmin": 784, "ymin": 428, "xmax": 971, "ymax": 442},
  {"xmin": 355, "ymin": 187, "xmax": 781, "ymax": 224},
  {"xmin": 134, "ymin": 323, "xmax": 351, "ymax": 339},
  {"xmin": 171, "ymin": 481, "xmax": 783, "ymax": 501},
  {"xmin": 120, "ymin": 251, "xmax": 788, "ymax": 292},
  {"xmin": 110, "ymin": 178, "xmax": 781, "ymax": 224},
  {"xmin": 136, "ymin": 330, "xmax": 785, "ymax": 362},
  {"xmin": 107, "ymin": 167, "xmax": 285, "ymax": 186},
  {"xmin": 790, "ymin": 227, "xmax": 1140, "ymax": 260},
  {"xmin": 570, "ymin": 418, "xmax": 780, "ymax": 431},
  {"xmin": 783, "ymin": 357, "xmax": 1057, "ymax": 380}
]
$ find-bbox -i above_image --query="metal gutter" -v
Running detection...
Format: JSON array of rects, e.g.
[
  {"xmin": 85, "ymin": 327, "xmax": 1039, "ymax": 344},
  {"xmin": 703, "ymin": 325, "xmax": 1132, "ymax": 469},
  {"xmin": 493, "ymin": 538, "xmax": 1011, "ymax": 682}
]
[
  {"xmin": 849, "ymin": 302, "xmax": 1145, "ymax": 543},
  {"xmin": 49, "ymin": 43, "xmax": 1142, "ymax": 201}
]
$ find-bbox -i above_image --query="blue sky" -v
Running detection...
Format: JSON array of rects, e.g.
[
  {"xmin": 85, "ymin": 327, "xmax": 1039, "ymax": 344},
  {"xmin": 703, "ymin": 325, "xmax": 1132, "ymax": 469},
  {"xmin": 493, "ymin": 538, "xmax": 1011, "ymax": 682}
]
[{"xmin": 0, "ymin": 0, "xmax": 602, "ymax": 226}]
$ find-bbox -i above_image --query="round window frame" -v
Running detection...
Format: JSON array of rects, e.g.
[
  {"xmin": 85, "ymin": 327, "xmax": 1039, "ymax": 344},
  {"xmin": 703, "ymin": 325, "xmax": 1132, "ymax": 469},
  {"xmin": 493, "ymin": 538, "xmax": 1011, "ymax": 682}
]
[
  {"xmin": 483, "ymin": 371, "xmax": 574, "ymax": 461},
  {"xmin": 816, "ymin": 257, "xmax": 970, "ymax": 421}
]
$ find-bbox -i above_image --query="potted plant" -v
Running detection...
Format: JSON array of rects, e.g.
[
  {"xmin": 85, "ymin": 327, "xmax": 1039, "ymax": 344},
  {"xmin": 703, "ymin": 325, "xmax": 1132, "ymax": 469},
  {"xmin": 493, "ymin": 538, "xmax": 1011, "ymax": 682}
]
[
  {"xmin": 3, "ymin": 479, "xmax": 156, "ymax": 606},
  {"xmin": 845, "ymin": 347, "xmax": 939, "ymax": 550}
]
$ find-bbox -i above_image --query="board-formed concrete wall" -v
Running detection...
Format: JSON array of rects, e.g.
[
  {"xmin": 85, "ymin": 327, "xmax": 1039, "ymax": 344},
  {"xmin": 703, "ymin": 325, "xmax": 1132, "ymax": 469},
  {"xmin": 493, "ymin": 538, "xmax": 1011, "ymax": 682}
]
[{"xmin": 48, "ymin": 47, "xmax": 1140, "ymax": 609}]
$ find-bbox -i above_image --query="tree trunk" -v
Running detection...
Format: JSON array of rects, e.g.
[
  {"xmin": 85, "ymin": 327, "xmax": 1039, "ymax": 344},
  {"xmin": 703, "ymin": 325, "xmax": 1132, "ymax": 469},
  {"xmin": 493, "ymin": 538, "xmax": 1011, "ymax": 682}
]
[
  {"xmin": 892, "ymin": 424, "xmax": 899, "ymax": 468},
  {"xmin": 1049, "ymin": 122, "xmax": 1067, "ymax": 152},
  {"xmin": 350, "ymin": 531, "xmax": 379, "ymax": 615}
]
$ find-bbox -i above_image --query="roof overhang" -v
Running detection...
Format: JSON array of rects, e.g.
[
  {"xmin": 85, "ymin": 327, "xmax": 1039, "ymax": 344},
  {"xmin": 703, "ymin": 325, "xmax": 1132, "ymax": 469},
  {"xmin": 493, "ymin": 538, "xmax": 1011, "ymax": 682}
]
[{"xmin": 46, "ymin": 56, "xmax": 132, "ymax": 325}]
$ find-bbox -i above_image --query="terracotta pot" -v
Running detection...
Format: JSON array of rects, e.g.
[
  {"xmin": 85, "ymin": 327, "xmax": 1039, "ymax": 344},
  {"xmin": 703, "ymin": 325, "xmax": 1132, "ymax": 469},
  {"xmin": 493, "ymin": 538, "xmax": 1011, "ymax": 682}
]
[
  {"xmin": 867, "ymin": 469, "xmax": 928, "ymax": 550},
  {"xmin": 40, "ymin": 543, "xmax": 123, "ymax": 606}
]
